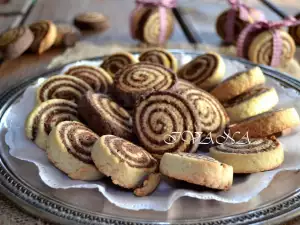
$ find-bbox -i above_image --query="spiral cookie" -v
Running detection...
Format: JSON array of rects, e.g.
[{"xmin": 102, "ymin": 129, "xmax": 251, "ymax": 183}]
[
  {"xmin": 288, "ymin": 13, "xmax": 300, "ymax": 45},
  {"xmin": 134, "ymin": 91, "xmax": 201, "ymax": 158},
  {"xmin": 78, "ymin": 92, "xmax": 133, "ymax": 140},
  {"xmin": 47, "ymin": 121, "xmax": 103, "ymax": 180},
  {"xmin": 210, "ymin": 137, "xmax": 284, "ymax": 173},
  {"xmin": 100, "ymin": 52, "xmax": 138, "ymax": 78},
  {"xmin": 176, "ymin": 88, "xmax": 228, "ymax": 139},
  {"xmin": 25, "ymin": 99, "xmax": 79, "ymax": 150},
  {"xmin": 224, "ymin": 86, "xmax": 279, "ymax": 123},
  {"xmin": 216, "ymin": 8, "xmax": 264, "ymax": 43},
  {"xmin": 210, "ymin": 66, "xmax": 265, "ymax": 102},
  {"xmin": 134, "ymin": 173, "xmax": 161, "ymax": 197},
  {"xmin": 36, "ymin": 75, "xmax": 93, "ymax": 104},
  {"xmin": 229, "ymin": 108, "xmax": 300, "ymax": 139},
  {"xmin": 248, "ymin": 30, "xmax": 296, "ymax": 66},
  {"xmin": 0, "ymin": 27, "xmax": 34, "ymax": 60},
  {"xmin": 64, "ymin": 65, "xmax": 113, "ymax": 93},
  {"xmin": 160, "ymin": 152, "xmax": 233, "ymax": 190},
  {"xmin": 53, "ymin": 23, "xmax": 80, "ymax": 48},
  {"xmin": 178, "ymin": 52, "xmax": 225, "ymax": 91},
  {"xmin": 114, "ymin": 62, "xmax": 177, "ymax": 108},
  {"xmin": 74, "ymin": 12, "xmax": 109, "ymax": 31},
  {"xmin": 176, "ymin": 79, "xmax": 198, "ymax": 92},
  {"xmin": 132, "ymin": 6, "xmax": 174, "ymax": 45},
  {"xmin": 29, "ymin": 20, "xmax": 57, "ymax": 54},
  {"xmin": 139, "ymin": 48, "xmax": 178, "ymax": 71},
  {"xmin": 91, "ymin": 135, "xmax": 158, "ymax": 189}
]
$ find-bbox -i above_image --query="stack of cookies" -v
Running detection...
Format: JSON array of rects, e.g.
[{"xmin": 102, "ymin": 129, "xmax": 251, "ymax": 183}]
[
  {"xmin": 0, "ymin": 12, "xmax": 109, "ymax": 60},
  {"xmin": 25, "ymin": 49, "xmax": 300, "ymax": 197}
]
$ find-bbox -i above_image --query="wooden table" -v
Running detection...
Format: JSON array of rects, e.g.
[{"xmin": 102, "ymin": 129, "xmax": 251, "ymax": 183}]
[
  {"xmin": 0, "ymin": 0, "xmax": 299, "ymax": 89},
  {"xmin": 0, "ymin": 0, "xmax": 300, "ymax": 224}
]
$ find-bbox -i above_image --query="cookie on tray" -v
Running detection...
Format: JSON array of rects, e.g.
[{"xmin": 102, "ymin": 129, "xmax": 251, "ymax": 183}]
[
  {"xmin": 47, "ymin": 121, "xmax": 103, "ymax": 180},
  {"xmin": 91, "ymin": 135, "xmax": 158, "ymax": 189},
  {"xmin": 210, "ymin": 137, "xmax": 284, "ymax": 173},
  {"xmin": 160, "ymin": 152, "xmax": 233, "ymax": 190}
]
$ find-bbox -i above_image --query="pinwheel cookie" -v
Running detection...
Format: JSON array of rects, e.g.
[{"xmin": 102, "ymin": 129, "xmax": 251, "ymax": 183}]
[
  {"xmin": 91, "ymin": 135, "xmax": 158, "ymax": 189},
  {"xmin": 100, "ymin": 52, "xmax": 138, "ymax": 77},
  {"xmin": 134, "ymin": 91, "xmax": 201, "ymax": 158},
  {"xmin": 47, "ymin": 121, "xmax": 103, "ymax": 180},
  {"xmin": 131, "ymin": 6, "xmax": 174, "ymax": 45},
  {"xmin": 210, "ymin": 66, "xmax": 265, "ymax": 102},
  {"xmin": 29, "ymin": 20, "xmax": 57, "ymax": 54},
  {"xmin": 64, "ymin": 65, "xmax": 113, "ymax": 93},
  {"xmin": 25, "ymin": 99, "xmax": 79, "ymax": 150},
  {"xmin": 160, "ymin": 152, "xmax": 233, "ymax": 190},
  {"xmin": 0, "ymin": 27, "xmax": 34, "ymax": 60},
  {"xmin": 229, "ymin": 108, "xmax": 300, "ymax": 139},
  {"xmin": 114, "ymin": 62, "xmax": 177, "ymax": 108},
  {"xmin": 78, "ymin": 92, "xmax": 133, "ymax": 140},
  {"xmin": 224, "ymin": 86, "xmax": 279, "ymax": 122},
  {"xmin": 210, "ymin": 137, "xmax": 284, "ymax": 174},
  {"xmin": 74, "ymin": 12, "xmax": 109, "ymax": 31},
  {"xmin": 175, "ymin": 87, "xmax": 229, "ymax": 140},
  {"xmin": 248, "ymin": 30, "xmax": 296, "ymax": 67},
  {"xmin": 288, "ymin": 13, "xmax": 300, "ymax": 45},
  {"xmin": 36, "ymin": 75, "xmax": 92, "ymax": 104},
  {"xmin": 178, "ymin": 52, "xmax": 225, "ymax": 91},
  {"xmin": 139, "ymin": 48, "xmax": 178, "ymax": 71},
  {"xmin": 53, "ymin": 23, "xmax": 80, "ymax": 48},
  {"xmin": 216, "ymin": 7, "xmax": 264, "ymax": 43}
]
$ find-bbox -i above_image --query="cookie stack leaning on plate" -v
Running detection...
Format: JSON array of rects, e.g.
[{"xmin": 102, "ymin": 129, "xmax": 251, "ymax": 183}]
[{"xmin": 24, "ymin": 49, "xmax": 300, "ymax": 197}]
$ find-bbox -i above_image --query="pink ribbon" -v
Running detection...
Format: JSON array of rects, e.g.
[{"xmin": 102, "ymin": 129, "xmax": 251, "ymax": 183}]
[
  {"xmin": 130, "ymin": 0, "xmax": 177, "ymax": 44},
  {"xmin": 237, "ymin": 17, "xmax": 300, "ymax": 67},
  {"xmin": 225, "ymin": 0, "xmax": 265, "ymax": 44}
]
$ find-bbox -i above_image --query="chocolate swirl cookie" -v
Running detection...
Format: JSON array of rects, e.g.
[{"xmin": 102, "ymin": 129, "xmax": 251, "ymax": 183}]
[
  {"xmin": 210, "ymin": 137, "xmax": 284, "ymax": 173},
  {"xmin": 74, "ymin": 12, "xmax": 109, "ymax": 31},
  {"xmin": 216, "ymin": 7, "xmax": 264, "ymax": 44},
  {"xmin": 92, "ymin": 135, "xmax": 158, "ymax": 189},
  {"xmin": 176, "ymin": 79, "xmax": 198, "ymax": 92},
  {"xmin": 114, "ymin": 62, "xmax": 177, "ymax": 108},
  {"xmin": 176, "ymin": 88, "xmax": 229, "ymax": 139},
  {"xmin": 25, "ymin": 99, "xmax": 79, "ymax": 150},
  {"xmin": 178, "ymin": 52, "xmax": 225, "ymax": 91},
  {"xmin": 53, "ymin": 23, "xmax": 80, "ymax": 48},
  {"xmin": 78, "ymin": 92, "xmax": 133, "ymax": 140},
  {"xmin": 229, "ymin": 108, "xmax": 300, "ymax": 139},
  {"xmin": 288, "ymin": 13, "xmax": 300, "ymax": 45},
  {"xmin": 0, "ymin": 27, "xmax": 34, "ymax": 60},
  {"xmin": 47, "ymin": 121, "xmax": 103, "ymax": 180},
  {"xmin": 210, "ymin": 66, "xmax": 266, "ymax": 103},
  {"xmin": 139, "ymin": 48, "xmax": 178, "ymax": 71},
  {"xmin": 36, "ymin": 75, "xmax": 93, "ymax": 104},
  {"xmin": 64, "ymin": 65, "xmax": 113, "ymax": 93},
  {"xmin": 224, "ymin": 86, "xmax": 278, "ymax": 123},
  {"xmin": 132, "ymin": 6, "xmax": 174, "ymax": 45},
  {"xmin": 248, "ymin": 30, "xmax": 296, "ymax": 66},
  {"xmin": 134, "ymin": 91, "xmax": 201, "ymax": 158},
  {"xmin": 29, "ymin": 20, "xmax": 57, "ymax": 54},
  {"xmin": 160, "ymin": 152, "xmax": 233, "ymax": 190},
  {"xmin": 100, "ymin": 52, "xmax": 138, "ymax": 78}
]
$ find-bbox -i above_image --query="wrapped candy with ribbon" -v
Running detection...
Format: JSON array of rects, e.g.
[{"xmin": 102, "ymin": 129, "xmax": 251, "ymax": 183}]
[
  {"xmin": 130, "ymin": 0, "xmax": 176, "ymax": 46},
  {"xmin": 237, "ymin": 17, "xmax": 300, "ymax": 67},
  {"xmin": 288, "ymin": 13, "xmax": 300, "ymax": 46},
  {"xmin": 216, "ymin": 0, "xmax": 265, "ymax": 44}
]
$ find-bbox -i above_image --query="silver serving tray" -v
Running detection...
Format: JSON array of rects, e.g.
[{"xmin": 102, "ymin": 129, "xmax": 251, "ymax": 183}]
[{"xmin": 1, "ymin": 50, "xmax": 300, "ymax": 225}]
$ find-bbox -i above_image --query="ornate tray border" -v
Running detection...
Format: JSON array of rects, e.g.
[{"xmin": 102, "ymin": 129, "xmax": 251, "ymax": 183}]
[{"xmin": 1, "ymin": 50, "xmax": 300, "ymax": 225}]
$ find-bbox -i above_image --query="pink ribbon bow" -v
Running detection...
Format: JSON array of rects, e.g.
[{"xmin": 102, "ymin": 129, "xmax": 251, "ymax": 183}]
[
  {"xmin": 225, "ymin": 0, "xmax": 265, "ymax": 43},
  {"xmin": 237, "ymin": 17, "xmax": 300, "ymax": 67},
  {"xmin": 130, "ymin": 0, "xmax": 177, "ymax": 44}
]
